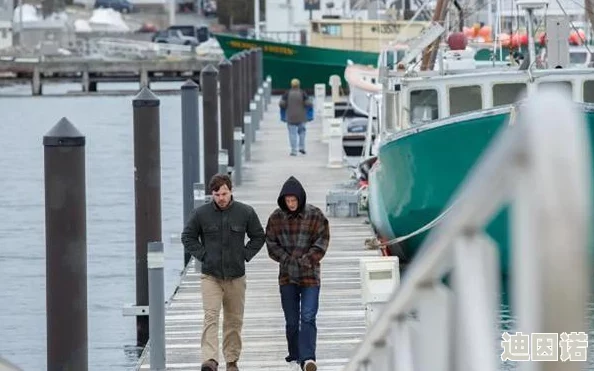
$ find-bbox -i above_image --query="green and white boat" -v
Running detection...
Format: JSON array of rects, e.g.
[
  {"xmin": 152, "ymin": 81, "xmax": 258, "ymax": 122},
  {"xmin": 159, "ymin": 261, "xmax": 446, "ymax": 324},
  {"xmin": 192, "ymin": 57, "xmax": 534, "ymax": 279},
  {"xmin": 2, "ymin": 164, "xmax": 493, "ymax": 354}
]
[
  {"xmin": 367, "ymin": 67, "xmax": 594, "ymax": 276},
  {"xmin": 363, "ymin": 1, "xmax": 594, "ymax": 276}
]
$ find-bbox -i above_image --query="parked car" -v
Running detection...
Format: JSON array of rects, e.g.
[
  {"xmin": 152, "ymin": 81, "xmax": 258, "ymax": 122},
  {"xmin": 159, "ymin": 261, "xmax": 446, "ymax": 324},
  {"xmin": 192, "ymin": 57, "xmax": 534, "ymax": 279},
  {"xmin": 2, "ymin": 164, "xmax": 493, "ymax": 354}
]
[
  {"xmin": 168, "ymin": 25, "xmax": 210, "ymax": 43},
  {"xmin": 151, "ymin": 29, "xmax": 199, "ymax": 46},
  {"xmin": 94, "ymin": 0, "xmax": 134, "ymax": 13}
]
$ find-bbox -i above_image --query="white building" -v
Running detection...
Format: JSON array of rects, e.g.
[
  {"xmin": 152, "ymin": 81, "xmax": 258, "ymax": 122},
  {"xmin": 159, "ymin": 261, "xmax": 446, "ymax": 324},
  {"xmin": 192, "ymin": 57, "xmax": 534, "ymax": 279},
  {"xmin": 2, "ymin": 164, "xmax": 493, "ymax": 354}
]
[{"xmin": 264, "ymin": 0, "xmax": 429, "ymax": 41}]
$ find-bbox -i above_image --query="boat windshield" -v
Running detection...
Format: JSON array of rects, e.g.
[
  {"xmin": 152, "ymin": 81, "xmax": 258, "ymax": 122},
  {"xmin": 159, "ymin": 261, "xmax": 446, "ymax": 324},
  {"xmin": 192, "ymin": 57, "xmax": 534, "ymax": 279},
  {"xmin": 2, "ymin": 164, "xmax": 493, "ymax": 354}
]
[
  {"xmin": 382, "ymin": 49, "xmax": 408, "ymax": 69},
  {"xmin": 570, "ymin": 51, "xmax": 588, "ymax": 65}
]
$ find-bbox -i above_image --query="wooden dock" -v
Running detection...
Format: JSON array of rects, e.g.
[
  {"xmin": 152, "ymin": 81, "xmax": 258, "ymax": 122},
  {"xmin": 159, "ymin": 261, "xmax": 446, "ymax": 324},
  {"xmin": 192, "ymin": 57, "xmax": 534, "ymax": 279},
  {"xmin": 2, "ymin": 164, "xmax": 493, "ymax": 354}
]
[
  {"xmin": 136, "ymin": 98, "xmax": 378, "ymax": 371},
  {"xmin": 0, "ymin": 57, "xmax": 221, "ymax": 95}
]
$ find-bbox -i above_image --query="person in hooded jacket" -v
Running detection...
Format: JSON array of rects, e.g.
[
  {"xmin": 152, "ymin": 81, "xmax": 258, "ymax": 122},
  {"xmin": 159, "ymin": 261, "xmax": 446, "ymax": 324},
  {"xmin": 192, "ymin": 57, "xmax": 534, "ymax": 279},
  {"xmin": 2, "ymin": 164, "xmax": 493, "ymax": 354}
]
[
  {"xmin": 265, "ymin": 176, "xmax": 330, "ymax": 371},
  {"xmin": 181, "ymin": 173, "xmax": 266, "ymax": 371}
]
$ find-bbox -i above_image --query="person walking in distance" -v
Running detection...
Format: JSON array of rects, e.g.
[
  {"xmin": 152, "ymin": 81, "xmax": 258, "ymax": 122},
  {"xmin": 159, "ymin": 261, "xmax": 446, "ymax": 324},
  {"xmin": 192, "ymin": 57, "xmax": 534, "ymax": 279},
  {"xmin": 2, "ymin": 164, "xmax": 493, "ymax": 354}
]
[
  {"xmin": 181, "ymin": 173, "xmax": 266, "ymax": 371},
  {"xmin": 279, "ymin": 78, "xmax": 313, "ymax": 156},
  {"xmin": 265, "ymin": 176, "xmax": 330, "ymax": 371}
]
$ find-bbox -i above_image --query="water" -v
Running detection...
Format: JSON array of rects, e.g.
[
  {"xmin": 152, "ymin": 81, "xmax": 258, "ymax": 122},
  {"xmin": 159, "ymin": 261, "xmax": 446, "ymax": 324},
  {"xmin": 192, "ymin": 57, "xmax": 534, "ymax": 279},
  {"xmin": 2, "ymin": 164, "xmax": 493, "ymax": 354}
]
[
  {"xmin": 0, "ymin": 82, "xmax": 191, "ymax": 370},
  {"xmin": 1, "ymin": 82, "xmax": 594, "ymax": 370}
]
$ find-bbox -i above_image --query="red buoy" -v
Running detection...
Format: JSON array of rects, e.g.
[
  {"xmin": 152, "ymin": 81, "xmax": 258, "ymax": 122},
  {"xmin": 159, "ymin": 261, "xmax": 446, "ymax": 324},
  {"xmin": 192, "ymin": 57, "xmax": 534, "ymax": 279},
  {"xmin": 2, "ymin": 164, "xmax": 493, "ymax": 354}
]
[{"xmin": 448, "ymin": 32, "xmax": 468, "ymax": 50}]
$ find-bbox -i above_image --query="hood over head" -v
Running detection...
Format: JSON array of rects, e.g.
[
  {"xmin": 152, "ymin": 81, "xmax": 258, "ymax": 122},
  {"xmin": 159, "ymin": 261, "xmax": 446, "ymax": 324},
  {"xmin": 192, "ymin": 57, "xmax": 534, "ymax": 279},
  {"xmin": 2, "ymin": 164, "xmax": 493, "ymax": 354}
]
[{"xmin": 277, "ymin": 176, "xmax": 307, "ymax": 214}]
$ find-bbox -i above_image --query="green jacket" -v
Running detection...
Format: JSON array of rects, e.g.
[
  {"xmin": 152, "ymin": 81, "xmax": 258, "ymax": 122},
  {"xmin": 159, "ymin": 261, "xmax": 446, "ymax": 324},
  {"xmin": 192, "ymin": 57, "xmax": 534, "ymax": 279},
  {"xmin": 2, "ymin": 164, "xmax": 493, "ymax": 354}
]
[{"xmin": 181, "ymin": 199, "xmax": 266, "ymax": 279}]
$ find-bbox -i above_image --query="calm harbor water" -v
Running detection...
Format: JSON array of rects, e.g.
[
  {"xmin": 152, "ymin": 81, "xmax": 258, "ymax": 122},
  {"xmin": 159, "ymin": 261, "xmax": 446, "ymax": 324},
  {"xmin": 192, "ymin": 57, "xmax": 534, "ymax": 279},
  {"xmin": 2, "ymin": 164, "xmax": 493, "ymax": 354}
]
[
  {"xmin": 0, "ymin": 82, "xmax": 191, "ymax": 370},
  {"xmin": 0, "ymin": 82, "xmax": 593, "ymax": 370}
]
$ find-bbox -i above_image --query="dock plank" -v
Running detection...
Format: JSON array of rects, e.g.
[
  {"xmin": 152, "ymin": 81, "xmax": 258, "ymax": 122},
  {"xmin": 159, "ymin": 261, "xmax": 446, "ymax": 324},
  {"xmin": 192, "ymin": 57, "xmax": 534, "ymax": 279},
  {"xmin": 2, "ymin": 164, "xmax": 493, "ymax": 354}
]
[{"xmin": 137, "ymin": 96, "xmax": 378, "ymax": 371}]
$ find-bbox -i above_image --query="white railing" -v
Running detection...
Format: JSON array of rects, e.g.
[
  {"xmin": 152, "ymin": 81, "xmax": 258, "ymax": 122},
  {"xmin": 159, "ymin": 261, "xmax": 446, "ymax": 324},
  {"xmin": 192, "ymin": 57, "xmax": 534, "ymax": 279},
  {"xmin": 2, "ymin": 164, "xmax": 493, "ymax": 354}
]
[{"xmin": 343, "ymin": 88, "xmax": 593, "ymax": 371}]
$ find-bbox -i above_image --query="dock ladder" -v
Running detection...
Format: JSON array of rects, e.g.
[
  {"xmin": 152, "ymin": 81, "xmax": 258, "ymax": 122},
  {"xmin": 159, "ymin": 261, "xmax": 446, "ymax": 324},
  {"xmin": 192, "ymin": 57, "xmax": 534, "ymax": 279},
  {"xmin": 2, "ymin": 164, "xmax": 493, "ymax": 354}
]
[{"xmin": 342, "ymin": 88, "xmax": 593, "ymax": 371}]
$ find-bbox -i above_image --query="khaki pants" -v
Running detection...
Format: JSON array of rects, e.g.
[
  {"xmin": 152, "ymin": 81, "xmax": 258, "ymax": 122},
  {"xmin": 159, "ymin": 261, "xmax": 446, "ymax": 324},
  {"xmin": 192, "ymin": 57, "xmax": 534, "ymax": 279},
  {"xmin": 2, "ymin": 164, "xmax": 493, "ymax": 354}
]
[{"xmin": 201, "ymin": 274, "xmax": 246, "ymax": 363}]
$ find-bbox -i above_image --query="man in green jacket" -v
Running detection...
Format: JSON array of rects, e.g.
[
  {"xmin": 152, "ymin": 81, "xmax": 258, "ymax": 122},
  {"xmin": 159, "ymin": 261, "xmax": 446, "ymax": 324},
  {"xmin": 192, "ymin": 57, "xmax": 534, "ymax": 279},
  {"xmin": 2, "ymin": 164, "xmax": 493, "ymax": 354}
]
[{"xmin": 181, "ymin": 173, "xmax": 266, "ymax": 371}]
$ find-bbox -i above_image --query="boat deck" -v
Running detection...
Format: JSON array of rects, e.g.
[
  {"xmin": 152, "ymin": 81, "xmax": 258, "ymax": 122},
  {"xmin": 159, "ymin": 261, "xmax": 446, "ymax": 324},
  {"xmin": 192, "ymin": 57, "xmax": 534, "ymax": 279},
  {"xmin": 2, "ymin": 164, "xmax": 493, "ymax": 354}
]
[{"xmin": 135, "ymin": 97, "xmax": 379, "ymax": 370}]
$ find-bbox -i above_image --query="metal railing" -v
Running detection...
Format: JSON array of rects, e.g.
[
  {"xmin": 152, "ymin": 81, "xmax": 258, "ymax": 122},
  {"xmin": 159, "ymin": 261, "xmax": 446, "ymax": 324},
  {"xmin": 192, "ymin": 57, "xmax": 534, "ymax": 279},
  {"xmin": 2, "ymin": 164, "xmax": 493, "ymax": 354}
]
[{"xmin": 343, "ymin": 88, "xmax": 592, "ymax": 371}]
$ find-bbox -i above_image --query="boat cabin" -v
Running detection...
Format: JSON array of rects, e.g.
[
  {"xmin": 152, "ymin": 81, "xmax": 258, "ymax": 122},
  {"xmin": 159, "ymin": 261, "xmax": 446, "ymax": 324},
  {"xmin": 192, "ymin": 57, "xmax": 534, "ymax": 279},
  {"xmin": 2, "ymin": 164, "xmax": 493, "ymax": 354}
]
[{"xmin": 386, "ymin": 68, "xmax": 594, "ymax": 131}]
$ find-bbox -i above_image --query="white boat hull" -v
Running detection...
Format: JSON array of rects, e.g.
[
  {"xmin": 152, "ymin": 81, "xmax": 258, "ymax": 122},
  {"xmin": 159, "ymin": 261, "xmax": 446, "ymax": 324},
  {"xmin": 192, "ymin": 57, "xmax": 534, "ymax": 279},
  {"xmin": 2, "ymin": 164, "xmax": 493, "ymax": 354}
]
[{"xmin": 344, "ymin": 63, "xmax": 381, "ymax": 117}]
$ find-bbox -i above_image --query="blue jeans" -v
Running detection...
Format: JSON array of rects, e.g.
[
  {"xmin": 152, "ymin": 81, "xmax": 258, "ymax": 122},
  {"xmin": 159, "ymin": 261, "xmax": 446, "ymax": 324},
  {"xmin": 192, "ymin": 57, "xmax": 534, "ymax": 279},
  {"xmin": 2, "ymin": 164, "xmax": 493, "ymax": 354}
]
[
  {"xmin": 280, "ymin": 284, "xmax": 320, "ymax": 364},
  {"xmin": 287, "ymin": 123, "xmax": 306, "ymax": 154}
]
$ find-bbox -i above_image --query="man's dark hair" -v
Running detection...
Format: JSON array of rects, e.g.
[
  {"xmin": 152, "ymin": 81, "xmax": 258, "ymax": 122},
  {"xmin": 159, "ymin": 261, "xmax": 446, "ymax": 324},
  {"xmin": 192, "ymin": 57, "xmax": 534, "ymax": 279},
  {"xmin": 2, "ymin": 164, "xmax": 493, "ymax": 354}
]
[{"xmin": 209, "ymin": 173, "xmax": 232, "ymax": 193}]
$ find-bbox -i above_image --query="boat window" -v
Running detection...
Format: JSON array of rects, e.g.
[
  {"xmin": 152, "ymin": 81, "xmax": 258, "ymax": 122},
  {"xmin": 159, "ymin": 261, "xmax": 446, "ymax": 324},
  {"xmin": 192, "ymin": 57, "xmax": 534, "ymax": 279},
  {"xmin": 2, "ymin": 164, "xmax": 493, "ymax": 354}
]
[
  {"xmin": 321, "ymin": 24, "xmax": 341, "ymax": 36},
  {"xmin": 538, "ymin": 81, "xmax": 573, "ymax": 97},
  {"xmin": 570, "ymin": 51, "xmax": 588, "ymax": 65},
  {"xmin": 410, "ymin": 89, "xmax": 439, "ymax": 124},
  {"xmin": 583, "ymin": 81, "xmax": 594, "ymax": 103},
  {"xmin": 493, "ymin": 83, "xmax": 527, "ymax": 106},
  {"xmin": 449, "ymin": 85, "xmax": 482, "ymax": 115}
]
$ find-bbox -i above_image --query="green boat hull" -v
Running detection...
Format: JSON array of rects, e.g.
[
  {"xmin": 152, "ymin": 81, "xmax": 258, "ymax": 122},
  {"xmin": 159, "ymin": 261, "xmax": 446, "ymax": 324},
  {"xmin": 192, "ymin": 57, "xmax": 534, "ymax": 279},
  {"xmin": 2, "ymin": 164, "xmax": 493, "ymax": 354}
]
[
  {"xmin": 212, "ymin": 33, "xmax": 379, "ymax": 91},
  {"xmin": 367, "ymin": 106, "xmax": 594, "ymax": 276},
  {"xmin": 212, "ymin": 34, "xmax": 539, "ymax": 91}
]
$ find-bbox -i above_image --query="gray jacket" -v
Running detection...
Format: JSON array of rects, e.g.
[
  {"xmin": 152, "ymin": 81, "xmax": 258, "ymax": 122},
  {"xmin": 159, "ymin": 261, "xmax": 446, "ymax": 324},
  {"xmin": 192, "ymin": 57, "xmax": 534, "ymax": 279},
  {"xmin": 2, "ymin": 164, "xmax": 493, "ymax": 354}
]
[
  {"xmin": 280, "ymin": 88, "xmax": 312, "ymax": 124},
  {"xmin": 181, "ymin": 199, "xmax": 265, "ymax": 279}
]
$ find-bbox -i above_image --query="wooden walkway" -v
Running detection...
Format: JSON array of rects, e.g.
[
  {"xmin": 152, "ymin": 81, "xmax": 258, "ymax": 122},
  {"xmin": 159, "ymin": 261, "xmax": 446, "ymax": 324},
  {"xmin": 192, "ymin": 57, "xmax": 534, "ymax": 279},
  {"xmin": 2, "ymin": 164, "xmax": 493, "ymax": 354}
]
[{"xmin": 137, "ymin": 97, "xmax": 378, "ymax": 371}]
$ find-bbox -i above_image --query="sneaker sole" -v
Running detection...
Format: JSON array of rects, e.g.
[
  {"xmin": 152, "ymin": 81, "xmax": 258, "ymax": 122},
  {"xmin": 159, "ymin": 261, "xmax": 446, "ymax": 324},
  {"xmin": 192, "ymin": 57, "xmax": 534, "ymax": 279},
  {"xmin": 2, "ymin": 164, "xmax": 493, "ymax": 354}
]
[{"xmin": 304, "ymin": 363, "xmax": 317, "ymax": 371}]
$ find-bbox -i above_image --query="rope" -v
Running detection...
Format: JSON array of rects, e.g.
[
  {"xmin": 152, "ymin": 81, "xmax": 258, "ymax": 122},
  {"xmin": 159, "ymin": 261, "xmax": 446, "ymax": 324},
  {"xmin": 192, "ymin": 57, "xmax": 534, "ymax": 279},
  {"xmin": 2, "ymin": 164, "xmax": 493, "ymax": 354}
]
[{"xmin": 370, "ymin": 203, "xmax": 455, "ymax": 248}]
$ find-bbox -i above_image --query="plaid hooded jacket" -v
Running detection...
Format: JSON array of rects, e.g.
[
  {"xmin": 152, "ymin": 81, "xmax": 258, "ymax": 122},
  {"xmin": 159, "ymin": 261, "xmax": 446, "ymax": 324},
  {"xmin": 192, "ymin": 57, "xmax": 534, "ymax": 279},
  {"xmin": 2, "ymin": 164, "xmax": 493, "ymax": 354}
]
[{"xmin": 265, "ymin": 176, "xmax": 330, "ymax": 287}]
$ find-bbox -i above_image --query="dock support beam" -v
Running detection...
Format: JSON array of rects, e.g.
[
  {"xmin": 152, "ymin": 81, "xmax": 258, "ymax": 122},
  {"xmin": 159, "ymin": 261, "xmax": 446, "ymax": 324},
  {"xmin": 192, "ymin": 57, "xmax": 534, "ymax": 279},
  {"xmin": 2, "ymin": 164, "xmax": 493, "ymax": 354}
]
[
  {"xmin": 43, "ymin": 118, "xmax": 88, "ymax": 371},
  {"xmin": 219, "ymin": 59, "xmax": 234, "ymax": 168},
  {"xmin": 233, "ymin": 128, "xmax": 243, "ymax": 185},
  {"xmin": 230, "ymin": 54, "xmax": 243, "ymax": 132},
  {"xmin": 132, "ymin": 87, "xmax": 162, "ymax": 347},
  {"xmin": 32, "ymin": 67, "xmax": 42, "ymax": 96},
  {"xmin": 181, "ymin": 79, "xmax": 201, "ymax": 266},
  {"xmin": 201, "ymin": 64, "xmax": 220, "ymax": 183}
]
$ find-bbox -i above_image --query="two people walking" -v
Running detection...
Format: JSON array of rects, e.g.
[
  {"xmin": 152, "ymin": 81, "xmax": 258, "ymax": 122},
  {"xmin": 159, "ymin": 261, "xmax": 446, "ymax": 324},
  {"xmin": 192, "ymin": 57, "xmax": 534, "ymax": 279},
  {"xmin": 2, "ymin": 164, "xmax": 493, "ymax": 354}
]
[
  {"xmin": 279, "ymin": 78, "xmax": 313, "ymax": 156},
  {"xmin": 181, "ymin": 173, "xmax": 330, "ymax": 371}
]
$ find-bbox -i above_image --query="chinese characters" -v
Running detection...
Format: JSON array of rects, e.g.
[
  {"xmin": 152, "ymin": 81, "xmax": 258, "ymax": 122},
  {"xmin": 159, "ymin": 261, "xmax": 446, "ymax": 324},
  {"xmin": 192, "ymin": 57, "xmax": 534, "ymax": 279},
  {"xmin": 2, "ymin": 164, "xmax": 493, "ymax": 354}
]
[{"xmin": 501, "ymin": 331, "xmax": 589, "ymax": 362}]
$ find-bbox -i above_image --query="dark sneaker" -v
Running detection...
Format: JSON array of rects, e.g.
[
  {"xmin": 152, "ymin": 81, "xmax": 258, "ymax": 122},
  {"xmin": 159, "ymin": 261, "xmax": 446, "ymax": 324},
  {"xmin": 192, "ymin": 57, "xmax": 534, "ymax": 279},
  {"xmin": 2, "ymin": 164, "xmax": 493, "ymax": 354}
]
[
  {"xmin": 201, "ymin": 359, "xmax": 218, "ymax": 371},
  {"xmin": 226, "ymin": 361, "xmax": 239, "ymax": 371},
  {"xmin": 290, "ymin": 152, "xmax": 297, "ymax": 156},
  {"xmin": 299, "ymin": 149, "xmax": 306, "ymax": 154}
]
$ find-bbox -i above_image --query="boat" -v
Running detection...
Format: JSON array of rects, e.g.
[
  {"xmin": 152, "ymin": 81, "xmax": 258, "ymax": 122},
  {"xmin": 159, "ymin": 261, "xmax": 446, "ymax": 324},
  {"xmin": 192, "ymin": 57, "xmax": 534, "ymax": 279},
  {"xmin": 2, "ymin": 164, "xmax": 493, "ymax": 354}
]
[
  {"xmin": 212, "ymin": 12, "xmax": 432, "ymax": 91},
  {"xmin": 212, "ymin": 32, "xmax": 380, "ymax": 91},
  {"xmin": 363, "ymin": 0, "xmax": 594, "ymax": 276}
]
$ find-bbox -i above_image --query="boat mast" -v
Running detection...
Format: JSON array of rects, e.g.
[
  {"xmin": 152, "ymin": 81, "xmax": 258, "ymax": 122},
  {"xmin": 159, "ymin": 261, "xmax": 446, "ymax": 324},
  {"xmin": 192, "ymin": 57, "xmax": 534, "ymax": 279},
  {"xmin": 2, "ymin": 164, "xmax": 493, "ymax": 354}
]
[
  {"xmin": 420, "ymin": 0, "xmax": 450, "ymax": 70},
  {"xmin": 254, "ymin": 0, "xmax": 261, "ymax": 39},
  {"xmin": 585, "ymin": 0, "xmax": 594, "ymax": 38}
]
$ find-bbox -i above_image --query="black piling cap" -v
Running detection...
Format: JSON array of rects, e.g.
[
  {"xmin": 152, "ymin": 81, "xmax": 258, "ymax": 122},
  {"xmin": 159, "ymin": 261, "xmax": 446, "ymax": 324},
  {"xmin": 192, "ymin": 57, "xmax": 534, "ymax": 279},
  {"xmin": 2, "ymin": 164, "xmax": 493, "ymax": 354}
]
[
  {"xmin": 43, "ymin": 117, "xmax": 85, "ymax": 147},
  {"xmin": 181, "ymin": 79, "xmax": 199, "ymax": 90},
  {"xmin": 218, "ymin": 59, "xmax": 232, "ymax": 68},
  {"xmin": 201, "ymin": 64, "xmax": 219, "ymax": 77},
  {"xmin": 133, "ymin": 86, "xmax": 160, "ymax": 108}
]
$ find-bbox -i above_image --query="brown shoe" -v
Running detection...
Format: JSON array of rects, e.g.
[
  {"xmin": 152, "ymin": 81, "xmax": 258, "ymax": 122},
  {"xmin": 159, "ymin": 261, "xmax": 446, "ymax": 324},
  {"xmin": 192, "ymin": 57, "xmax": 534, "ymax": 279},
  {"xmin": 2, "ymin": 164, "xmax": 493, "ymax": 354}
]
[
  {"xmin": 201, "ymin": 359, "xmax": 218, "ymax": 371},
  {"xmin": 303, "ymin": 360, "xmax": 317, "ymax": 371},
  {"xmin": 226, "ymin": 361, "xmax": 239, "ymax": 371}
]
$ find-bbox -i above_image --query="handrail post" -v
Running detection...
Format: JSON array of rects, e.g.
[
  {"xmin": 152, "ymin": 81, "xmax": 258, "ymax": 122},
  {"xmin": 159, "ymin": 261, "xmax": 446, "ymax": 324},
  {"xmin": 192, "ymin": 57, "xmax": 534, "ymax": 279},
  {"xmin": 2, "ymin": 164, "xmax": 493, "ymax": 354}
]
[{"xmin": 148, "ymin": 241, "xmax": 165, "ymax": 371}]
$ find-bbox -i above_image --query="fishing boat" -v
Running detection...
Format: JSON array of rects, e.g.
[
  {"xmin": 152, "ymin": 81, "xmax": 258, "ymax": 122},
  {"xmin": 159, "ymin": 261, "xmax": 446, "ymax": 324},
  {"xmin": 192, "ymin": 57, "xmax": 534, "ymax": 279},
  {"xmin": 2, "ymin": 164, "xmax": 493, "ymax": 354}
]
[
  {"xmin": 212, "ymin": 14, "xmax": 433, "ymax": 91},
  {"xmin": 363, "ymin": 0, "xmax": 594, "ymax": 276},
  {"xmin": 212, "ymin": 32, "xmax": 379, "ymax": 91}
]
